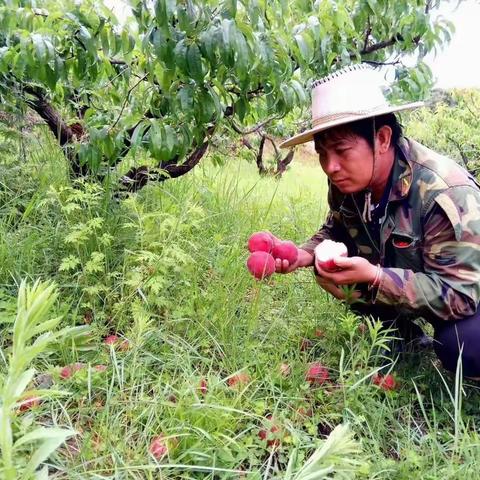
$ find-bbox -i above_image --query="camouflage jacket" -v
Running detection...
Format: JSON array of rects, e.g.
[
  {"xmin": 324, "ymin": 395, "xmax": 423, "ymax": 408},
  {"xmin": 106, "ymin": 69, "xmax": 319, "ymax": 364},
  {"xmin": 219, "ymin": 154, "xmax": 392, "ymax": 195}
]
[{"xmin": 302, "ymin": 137, "xmax": 480, "ymax": 322}]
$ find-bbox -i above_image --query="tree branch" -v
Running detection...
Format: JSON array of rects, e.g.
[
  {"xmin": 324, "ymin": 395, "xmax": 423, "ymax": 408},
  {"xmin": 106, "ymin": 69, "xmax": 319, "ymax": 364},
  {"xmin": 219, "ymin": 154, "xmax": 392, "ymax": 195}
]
[{"xmin": 119, "ymin": 141, "xmax": 209, "ymax": 193}]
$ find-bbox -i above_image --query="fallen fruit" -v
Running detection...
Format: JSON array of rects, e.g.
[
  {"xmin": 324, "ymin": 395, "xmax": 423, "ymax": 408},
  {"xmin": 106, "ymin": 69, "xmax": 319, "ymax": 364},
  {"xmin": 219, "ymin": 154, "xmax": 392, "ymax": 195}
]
[
  {"xmin": 104, "ymin": 334, "xmax": 119, "ymax": 345},
  {"xmin": 314, "ymin": 328, "xmax": 325, "ymax": 338},
  {"xmin": 248, "ymin": 232, "xmax": 274, "ymax": 253},
  {"xmin": 149, "ymin": 435, "xmax": 168, "ymax": 460},
  {"xmin": 314, "ymin": 240, "xmax": 348, "ymax": 271},
  {"xmin": 60, "ymin": 362, "xmax": 85, "ymax": 380},
  {"xmin": 228, "ymin": 372, "xmax": 251, "ymax": 388},
  {"xmin": 271, "ymin": 240, "xmax": 298, "ymax": 264},
  {"xmin": 306, "ymin": 362, "xmax": 330, "ymax": 385},
  {"xmin": 279, "ymin": 363, "xmax": 291, "ymax": 377},
  {"xmin": 18, "ymin": 395, "xmax": 40, "ymax": 412},
  {"xmin": 246, "ymin": 251, "xmax": 275, "ymax": 280},
  {"xmin": 94, "ymin": 364, "xmax": 107, "ymax": 372},
  {"xmin": 372, "ymin": 373, "xmax": 397, "ymax": 391},
  {"xmin": 258, "ymin": 415, "xmax": 282, "ymax": 447},
  {"xmin": 199, "ymin": 378, "xmax": 208, "ymax": 395}
]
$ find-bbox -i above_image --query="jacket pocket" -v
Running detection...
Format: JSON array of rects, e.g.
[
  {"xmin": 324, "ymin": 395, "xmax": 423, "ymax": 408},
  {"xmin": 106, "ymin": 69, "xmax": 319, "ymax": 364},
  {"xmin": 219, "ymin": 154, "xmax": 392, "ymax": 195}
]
[{"xmin": 388, "ymin": 230, "xmax": 423, "ymax": 270}]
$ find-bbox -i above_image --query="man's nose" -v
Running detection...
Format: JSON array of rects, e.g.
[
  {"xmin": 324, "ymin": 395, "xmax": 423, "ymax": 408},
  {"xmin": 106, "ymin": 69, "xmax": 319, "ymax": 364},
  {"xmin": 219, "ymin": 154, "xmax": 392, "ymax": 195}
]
[{"xmin": 321, "ymin": 154, "xmax": 341, "ymax": 176}]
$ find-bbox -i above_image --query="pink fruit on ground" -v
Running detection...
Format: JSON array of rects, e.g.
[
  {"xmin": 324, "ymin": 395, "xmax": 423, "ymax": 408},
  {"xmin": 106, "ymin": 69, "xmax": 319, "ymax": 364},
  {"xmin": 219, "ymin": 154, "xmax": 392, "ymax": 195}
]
[
  {"xmin": 271, "ymin": 241, "xmax": 298, "ymax": 264},
  {"xmin": 248, "ymin": 232, "xmax": 274, "ymax": 253},
  {"xmin": 372, "ymin": 373, "xmax": 397, "ymax": 391},
  {"xmin": 94, "ymin": 365, "xmax": 107, "ymax": 372},
  {"xmin": 18, "ymin": 395, "xmax": 40, "ymax": 412},
  {"xmin": 279, "ymin": 363, "xmax": 291, "ymax": 377},
  {"xmin": 314, "ymin": 329, "xmax": 325, "ymax": 338},
  {"xmin": 199, "ymin": 378, "xmax": 208, "ymax": 395},
  {"xmin": 246, "ymin": 251, "xmax": 275, "ymax": 280},
  {"xmin": 149, "ymin": 435, "xmax": 168, "ymax": 460},
  {"xmin": 314, "ymin": 240, "xmax": 348, "ymax": 271},
  {"xmin": 306, "ymin": 362, "xmax": 330, "ymax": 385},
  {"xmin": 258, "ymin": 415, "xmax": 282, "ymax": 448},
  {"xmin": 60, "ymin": 362, "xmax": 85, "ymax": 380},
  {"xmin": 227, "ymin": 372, "xmax": 251, "ymax": 388},
  {"xmin": 104, "ymin": 334, "xmax": 119, "ymax": 345}
]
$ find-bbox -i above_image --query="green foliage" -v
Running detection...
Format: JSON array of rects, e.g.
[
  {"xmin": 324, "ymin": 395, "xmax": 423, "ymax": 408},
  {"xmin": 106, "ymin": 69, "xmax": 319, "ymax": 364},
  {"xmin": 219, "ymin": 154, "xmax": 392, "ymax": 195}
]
[
  {"xmin": 0, "ymin": 0, "xmax": 453, "ymax": 177},
  {"xmin": 405, "ymin": 88, "xmax": 480, "ymax": 178},
  {"xmin": 1, "ymin": 117, "xmax": 480, "ymax": 477},
  {"xmin": 0, "ymin": 280, "xmax": 79, "ymax": 480}
]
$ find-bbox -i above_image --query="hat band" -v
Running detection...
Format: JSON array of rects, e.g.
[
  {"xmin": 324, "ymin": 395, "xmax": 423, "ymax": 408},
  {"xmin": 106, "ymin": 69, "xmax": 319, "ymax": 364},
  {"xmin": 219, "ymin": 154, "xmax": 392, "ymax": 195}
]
[{"xmin": 312, "ymin": 105, "xmax": 388, "ymax": 127}]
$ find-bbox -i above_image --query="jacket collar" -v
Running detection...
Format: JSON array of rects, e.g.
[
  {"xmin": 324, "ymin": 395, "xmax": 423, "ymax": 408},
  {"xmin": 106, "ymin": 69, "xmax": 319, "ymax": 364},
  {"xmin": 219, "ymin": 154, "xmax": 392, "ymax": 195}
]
[{"xmin": 388, "ymin": 137, "xmax": 413, "ymax": 202}]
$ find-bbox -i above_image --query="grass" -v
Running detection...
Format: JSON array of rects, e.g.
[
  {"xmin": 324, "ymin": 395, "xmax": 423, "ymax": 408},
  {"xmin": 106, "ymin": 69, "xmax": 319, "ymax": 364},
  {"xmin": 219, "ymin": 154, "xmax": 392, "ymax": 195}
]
[{"xmin": 0, "ymin": 127, "xmax": 480, "ymax": 479}]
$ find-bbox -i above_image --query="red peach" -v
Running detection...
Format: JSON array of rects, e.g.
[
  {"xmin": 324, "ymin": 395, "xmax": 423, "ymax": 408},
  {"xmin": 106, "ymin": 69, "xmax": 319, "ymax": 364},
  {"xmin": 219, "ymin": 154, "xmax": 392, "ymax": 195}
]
[
  {"xmin": 314, "ymin": 329, "xmax": 325, "ymax": 338},
  {"xmin": 258, "ymin": 415, "xmax": 282, "ymax": 448},
  {"xmin": 18, "ymin": 395, "xmax": 40, "ymax": 412},
  {"xmin": 149, "ymin": 435, "xmax": 168, "ymax": 460},
  {"xmin": 306, "ymin": 362, "xmax": 330, "ymax": 385},
  {"xmin": 314, "ymin": 240, "xmax": 348, "ymax": 271},
  {"xmin": 271, "ymin": 241, "xmax": 298, "ymax": 264},
  {"xmin": 266, "ymin": 231, "xmax": 281, "ymax": 247},
  {"xmin": 104, "ymin": 334, "xmax": 119, "ymax": 345},
  {"xmin": 60, "ymin": 362, "xmax": 85, "ymax": 379},
  {"xmin": 199, "ymin": 378, "xmax": 208, "ymax": 395},
  {"xmin": 372, "ymin": 373, "xmax": 397, "ymax": 391},
  {"xmin": 227, "ymin": 372, "xmax": 251, "ymax": 388},
  {"xmin": 246, "ymin": 251, "xmax": 275, "ymax": 280},
  {"xmin": 248, "ymin": 232, "xmax": 274, "ymax": 253},
  {"xmin": 279, "ymin": 363, "xmax": 291, "ymax": 377}
]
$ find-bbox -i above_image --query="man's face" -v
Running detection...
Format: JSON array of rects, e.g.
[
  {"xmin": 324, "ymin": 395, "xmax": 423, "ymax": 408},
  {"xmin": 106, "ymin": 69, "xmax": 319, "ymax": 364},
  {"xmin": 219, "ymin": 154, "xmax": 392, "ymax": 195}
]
[{"xmin": 315, "ymin": 131, "xmax": 373, "ymax": 193}]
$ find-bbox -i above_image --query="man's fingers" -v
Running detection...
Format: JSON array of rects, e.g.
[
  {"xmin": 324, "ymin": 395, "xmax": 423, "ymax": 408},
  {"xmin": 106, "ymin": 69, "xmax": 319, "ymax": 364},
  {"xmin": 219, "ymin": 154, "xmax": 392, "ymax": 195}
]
[
  {"xmin": 315, "ymin": 277, "xmax": 345, "ymax": 299},
  {"xmin": 275, "ymin": 257, "xmax": 292, "ymax": 273},
  {"xmin": 332, "ymin": 256, "xmax": 353, "ymax": 268}
]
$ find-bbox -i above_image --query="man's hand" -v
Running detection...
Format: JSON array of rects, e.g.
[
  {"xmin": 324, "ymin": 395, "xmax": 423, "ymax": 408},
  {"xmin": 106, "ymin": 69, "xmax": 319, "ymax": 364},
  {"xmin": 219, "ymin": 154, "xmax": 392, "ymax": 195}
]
[
  {"xmin": 275, "ymin": 247, "xmax": 314, "ymax": 274},
  {"xmin": 315, "ymin": 256, "xmax": 378, "ymax": 285},
  {"xmin": 315, "ymin": 276, "xmax": 362, "ymax": 301}
]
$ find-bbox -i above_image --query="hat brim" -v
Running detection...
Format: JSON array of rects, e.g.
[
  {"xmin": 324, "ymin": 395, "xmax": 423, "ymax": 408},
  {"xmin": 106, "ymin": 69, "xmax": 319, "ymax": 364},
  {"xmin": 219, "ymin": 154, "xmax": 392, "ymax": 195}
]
[{"xmin": 279, "ymin": 102, "xmax": 424, "ymax": 149}]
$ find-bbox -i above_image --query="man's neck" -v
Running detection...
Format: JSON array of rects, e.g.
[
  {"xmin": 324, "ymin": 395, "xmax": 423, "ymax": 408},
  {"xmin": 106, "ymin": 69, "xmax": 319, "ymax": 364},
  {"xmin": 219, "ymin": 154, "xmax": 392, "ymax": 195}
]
[{"xmin": 370, "ymin": 148, "xmax": 395, "ymax": 203}]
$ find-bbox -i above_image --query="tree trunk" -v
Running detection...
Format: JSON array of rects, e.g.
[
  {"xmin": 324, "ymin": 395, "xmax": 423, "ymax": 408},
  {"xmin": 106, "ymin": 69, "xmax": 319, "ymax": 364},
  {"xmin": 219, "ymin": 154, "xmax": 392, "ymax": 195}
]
[{"xmin": 24, "ymin": 87, "xmax": 89, "ymax": 177}]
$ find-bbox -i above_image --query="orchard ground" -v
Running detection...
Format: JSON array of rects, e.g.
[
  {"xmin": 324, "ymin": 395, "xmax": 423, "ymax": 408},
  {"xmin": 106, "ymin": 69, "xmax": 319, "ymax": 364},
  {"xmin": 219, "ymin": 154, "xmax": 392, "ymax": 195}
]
[{"xmin": 1, "ymin": 127, "xmax": 480, "ymax": 478}]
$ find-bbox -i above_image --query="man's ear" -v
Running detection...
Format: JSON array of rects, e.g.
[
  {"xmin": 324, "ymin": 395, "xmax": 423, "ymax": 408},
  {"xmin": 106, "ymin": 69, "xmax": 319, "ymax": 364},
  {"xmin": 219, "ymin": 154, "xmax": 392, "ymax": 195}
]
[{"xmin": 376, "ymin": 125, "xmax": 393, "ymax": 154}]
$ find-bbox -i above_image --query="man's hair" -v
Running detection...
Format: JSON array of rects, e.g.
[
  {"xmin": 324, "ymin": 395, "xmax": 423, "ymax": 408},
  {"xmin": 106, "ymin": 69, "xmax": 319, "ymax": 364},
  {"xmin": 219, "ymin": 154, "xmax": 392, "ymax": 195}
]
[{"xmin": 313, "ymin": 113, "xmax": 403, "ymax": 152}]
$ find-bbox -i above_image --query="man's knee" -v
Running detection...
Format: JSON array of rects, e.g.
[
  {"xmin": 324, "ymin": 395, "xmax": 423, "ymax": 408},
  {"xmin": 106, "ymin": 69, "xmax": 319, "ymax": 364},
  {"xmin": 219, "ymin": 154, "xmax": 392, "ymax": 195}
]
[{"xmin": 433, "ymin": 322, "xmax": 480, "ymax": 377}]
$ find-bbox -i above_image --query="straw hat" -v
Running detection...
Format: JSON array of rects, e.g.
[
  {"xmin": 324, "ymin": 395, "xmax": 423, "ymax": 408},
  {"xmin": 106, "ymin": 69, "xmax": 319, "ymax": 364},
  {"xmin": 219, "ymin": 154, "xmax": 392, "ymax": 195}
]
[{"xmin": 279, "ymin": 64, "xmax": 423, "ymax": 149}]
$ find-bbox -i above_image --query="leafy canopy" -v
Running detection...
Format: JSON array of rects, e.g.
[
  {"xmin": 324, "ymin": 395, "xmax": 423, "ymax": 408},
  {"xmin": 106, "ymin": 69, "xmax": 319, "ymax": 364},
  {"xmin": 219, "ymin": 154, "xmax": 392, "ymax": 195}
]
[{"xmin": 0, "ymin": 0, "xmax": 453, "ymax": 178}]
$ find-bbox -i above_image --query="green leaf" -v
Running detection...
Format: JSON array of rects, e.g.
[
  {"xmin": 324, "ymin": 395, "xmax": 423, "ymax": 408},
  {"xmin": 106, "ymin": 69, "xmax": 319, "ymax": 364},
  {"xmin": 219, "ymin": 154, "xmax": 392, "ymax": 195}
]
[
  {"xmin": 24, "ymin": 429, "xmax": 76, "ymax": 474},
  {"xmin": 186, "ymin": 43, "xmax": 203, "ymax": 82},
  {"xmin": 12, "ymin": 368, "xmax": 36, "ymax": 398},
  {"xmin": 295, "ymin": 32, "xmax": 313, "ymax": 63}
]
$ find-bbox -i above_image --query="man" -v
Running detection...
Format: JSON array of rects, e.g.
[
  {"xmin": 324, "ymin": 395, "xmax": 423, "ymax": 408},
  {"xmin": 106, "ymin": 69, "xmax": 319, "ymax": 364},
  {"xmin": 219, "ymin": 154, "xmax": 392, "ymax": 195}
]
[{"xmin": 276, "ymin": 64, "xmax": 480, "ymax": 378}]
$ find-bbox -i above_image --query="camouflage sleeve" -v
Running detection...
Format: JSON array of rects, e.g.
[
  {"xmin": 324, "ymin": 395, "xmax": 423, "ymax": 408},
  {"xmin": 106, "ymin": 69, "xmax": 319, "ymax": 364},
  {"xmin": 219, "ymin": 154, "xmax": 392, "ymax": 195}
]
[
  {"xmin": 300, "ymin": 210, "xmax": 349, "ymax": 254},
  {"xmin": 372, "ymin": 186, "xmax": 480, "ymax": 320}
]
